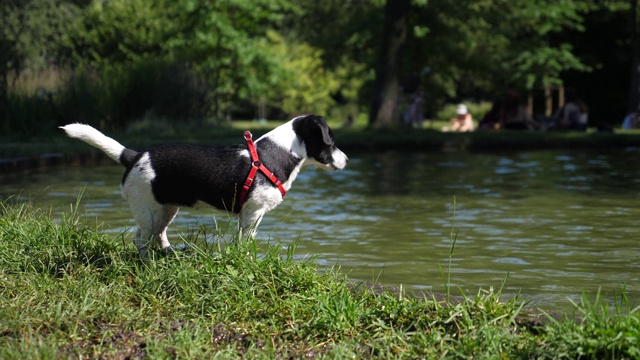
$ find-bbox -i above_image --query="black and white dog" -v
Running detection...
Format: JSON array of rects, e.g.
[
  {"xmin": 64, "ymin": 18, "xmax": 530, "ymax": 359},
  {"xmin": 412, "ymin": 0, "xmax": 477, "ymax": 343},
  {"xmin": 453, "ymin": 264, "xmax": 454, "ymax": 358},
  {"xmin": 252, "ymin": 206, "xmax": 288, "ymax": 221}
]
[{"xmin": 61, "ymin": 115, "xmax": 348, "ymax": 256}]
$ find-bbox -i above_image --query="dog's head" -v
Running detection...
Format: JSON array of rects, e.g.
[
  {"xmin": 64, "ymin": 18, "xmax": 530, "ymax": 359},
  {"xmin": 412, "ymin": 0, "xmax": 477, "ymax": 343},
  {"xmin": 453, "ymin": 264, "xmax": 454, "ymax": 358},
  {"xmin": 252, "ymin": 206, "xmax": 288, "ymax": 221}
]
[{"xmin": 292, "ymin": 115, "xmax": 348, "ymax": 170}]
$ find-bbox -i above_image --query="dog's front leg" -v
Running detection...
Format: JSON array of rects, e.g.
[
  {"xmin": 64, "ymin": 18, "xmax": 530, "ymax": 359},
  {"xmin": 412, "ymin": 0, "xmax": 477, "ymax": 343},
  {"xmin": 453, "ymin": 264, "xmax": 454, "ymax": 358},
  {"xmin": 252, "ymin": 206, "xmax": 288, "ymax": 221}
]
[{"xmin": 239, "ymin": 209, "xmax": 265, "ymax": 240}]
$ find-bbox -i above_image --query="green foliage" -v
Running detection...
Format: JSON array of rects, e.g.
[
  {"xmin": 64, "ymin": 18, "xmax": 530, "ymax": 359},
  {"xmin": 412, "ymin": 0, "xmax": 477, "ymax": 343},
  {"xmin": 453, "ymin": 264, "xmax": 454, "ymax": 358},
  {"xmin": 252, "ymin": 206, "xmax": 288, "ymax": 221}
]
[
  {"xmin": 0, "ymin": 0, "xmax": 80, "ymax": 71},
  {"xmin": 66, "ymin": 0, "xmax": 170, "ymax": 65},
  {"xmin": 511, "ymin": 44, "xmax": 590, "ymax": 89},
  {"xmin": 506, "ymin": 1, "xmax": 595, "ymax": 89},
  {"xmin": 159, "ymin": 0, "xmax": 297, "ymax": 120},
  {"xmin": 280, "ymin": 0, "xmax": 381, "ymax": 120},
  {"xmin": 260, "ymin": 31, "xmax": 341, "ymax": 116},
  {"xmin": 1, "ymin": 0, "xmax": 637, "ymax": 131},
  {"xmin": 404, "ymin": 0, "xmax": 597, "ymax": 103}
]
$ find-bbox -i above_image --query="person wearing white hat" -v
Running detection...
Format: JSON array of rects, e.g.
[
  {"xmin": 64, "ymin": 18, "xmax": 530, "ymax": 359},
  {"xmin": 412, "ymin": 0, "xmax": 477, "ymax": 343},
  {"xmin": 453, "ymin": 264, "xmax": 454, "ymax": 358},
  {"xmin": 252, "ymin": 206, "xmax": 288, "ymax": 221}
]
[{"xmin": 443, "ymin": 103, "xmax": 474, "ymax": 132}]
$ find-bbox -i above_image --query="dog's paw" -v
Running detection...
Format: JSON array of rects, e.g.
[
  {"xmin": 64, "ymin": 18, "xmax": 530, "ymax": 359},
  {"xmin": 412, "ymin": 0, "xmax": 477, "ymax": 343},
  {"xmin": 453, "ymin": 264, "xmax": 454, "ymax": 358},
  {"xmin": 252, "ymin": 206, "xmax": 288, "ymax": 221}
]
[{"xmin": 158, "ymin": 246, "xmax": 176, "ymax": 257}]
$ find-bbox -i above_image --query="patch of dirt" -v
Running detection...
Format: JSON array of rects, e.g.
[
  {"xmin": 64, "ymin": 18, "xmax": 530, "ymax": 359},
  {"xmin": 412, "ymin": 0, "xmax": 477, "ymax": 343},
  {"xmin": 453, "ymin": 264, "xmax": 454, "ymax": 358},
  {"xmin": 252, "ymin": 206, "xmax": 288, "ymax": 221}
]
[{"xmin": 60, "ymin": 328, "xmax": 147, "ymax": 360}]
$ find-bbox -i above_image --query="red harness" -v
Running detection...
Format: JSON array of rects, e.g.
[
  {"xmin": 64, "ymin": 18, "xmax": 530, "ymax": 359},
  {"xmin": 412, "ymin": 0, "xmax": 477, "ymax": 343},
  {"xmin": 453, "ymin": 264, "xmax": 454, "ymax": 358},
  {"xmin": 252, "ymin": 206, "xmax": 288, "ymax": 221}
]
[{"xmin": 238, "ymin": 130, "xmax": 287, "ymax": 208}]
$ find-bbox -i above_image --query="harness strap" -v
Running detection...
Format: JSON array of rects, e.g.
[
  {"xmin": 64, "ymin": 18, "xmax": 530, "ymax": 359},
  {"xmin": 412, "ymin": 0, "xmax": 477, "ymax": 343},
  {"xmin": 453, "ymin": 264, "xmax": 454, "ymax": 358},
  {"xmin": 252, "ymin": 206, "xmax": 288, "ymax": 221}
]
[{"xmin": 238, "ymin": 130, "xmax": 287, "ymax": 208}]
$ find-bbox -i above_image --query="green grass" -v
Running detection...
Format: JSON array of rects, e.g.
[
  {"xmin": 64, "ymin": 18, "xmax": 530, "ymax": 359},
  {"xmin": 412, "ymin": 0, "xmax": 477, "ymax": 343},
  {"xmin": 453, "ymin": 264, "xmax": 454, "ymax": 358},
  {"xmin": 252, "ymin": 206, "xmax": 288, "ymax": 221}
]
[{"xmin": 1, "ymin": 201, "xmax": 640, "ymax": 358}]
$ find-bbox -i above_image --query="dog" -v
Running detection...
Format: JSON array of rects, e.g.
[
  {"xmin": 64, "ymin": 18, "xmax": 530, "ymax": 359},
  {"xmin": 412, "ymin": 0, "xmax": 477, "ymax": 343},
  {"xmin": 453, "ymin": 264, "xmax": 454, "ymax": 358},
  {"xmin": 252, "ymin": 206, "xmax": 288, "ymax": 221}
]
[{"xmin": 61, "ymin": 115, "xmax": 348, "ymax": 256}]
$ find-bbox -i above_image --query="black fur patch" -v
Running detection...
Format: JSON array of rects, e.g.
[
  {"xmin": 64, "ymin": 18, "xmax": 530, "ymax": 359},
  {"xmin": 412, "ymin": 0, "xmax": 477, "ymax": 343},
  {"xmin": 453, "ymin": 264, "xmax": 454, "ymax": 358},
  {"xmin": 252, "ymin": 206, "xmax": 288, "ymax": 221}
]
[
  {"xmin": 254, "ymin": 138, "xmax": 301, "ymax": 182},
  {"xmin": 148, "ymin": 144, "xmax": 250, "ymax": 212},
  {"xmin": 121, "ymin": 150, "xmax": 144, "ymax": 185},
  {"xmin": 119, "ymin": 148, "xmax": 139, "ymax": 167}
]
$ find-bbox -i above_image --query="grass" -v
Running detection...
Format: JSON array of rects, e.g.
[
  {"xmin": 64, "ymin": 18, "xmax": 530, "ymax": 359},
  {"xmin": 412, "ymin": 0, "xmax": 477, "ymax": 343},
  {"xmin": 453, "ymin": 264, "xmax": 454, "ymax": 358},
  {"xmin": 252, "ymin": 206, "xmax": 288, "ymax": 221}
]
[{"xmin": 1, "ymin": 201, "xmax": 640, "ymax": 358}]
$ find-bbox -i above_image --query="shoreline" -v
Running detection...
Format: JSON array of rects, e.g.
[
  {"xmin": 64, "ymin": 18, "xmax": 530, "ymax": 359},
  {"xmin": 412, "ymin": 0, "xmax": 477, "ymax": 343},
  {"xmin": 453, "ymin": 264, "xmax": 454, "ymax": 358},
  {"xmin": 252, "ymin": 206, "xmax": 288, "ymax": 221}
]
[{"xmin": 3, "ymin": 128, "xmax": 640, "ymax": 175}]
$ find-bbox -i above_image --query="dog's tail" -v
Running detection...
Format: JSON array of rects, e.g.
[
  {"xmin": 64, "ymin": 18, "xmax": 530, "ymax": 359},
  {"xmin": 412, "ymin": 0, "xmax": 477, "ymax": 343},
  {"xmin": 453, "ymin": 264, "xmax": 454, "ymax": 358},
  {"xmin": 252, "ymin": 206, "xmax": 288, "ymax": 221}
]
[{"xmin": 60, "ymin": 123, "xmax": 138, "ymax": 166}]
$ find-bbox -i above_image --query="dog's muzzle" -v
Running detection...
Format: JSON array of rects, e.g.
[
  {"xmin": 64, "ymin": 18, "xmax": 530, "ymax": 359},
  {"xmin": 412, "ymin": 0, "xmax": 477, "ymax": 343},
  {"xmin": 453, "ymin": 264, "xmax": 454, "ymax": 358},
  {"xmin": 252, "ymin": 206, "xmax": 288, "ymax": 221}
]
[{"xmin": 331, "ymin": 149, "xmax": 349, "ymax": 170}]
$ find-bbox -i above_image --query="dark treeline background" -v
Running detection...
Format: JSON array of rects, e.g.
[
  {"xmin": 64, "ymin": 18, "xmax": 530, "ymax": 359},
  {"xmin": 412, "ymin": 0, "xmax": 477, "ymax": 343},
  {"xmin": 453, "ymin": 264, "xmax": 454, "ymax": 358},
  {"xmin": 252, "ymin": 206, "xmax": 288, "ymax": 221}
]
[{"xmin": 0, "ymin": 0, "xmax": 637, "ymax": 134}]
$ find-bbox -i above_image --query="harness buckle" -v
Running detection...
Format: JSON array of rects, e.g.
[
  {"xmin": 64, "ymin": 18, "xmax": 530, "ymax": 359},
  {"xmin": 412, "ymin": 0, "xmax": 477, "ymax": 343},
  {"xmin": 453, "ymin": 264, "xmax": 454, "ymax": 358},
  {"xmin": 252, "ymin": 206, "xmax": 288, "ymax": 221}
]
[{"xmin": 244, "ymin": 130, "xmax": 252, "ymax": 141}]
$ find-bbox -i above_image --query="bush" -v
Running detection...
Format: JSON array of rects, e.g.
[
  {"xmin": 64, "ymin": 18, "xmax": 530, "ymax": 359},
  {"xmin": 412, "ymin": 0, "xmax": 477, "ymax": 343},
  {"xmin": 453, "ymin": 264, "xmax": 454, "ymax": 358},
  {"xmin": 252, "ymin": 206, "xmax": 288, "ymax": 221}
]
[
  {"xmin": 2, "ymin": 92, "xmax": 57, "ymax": 137},
  {"xmin": 56, "ymin": 59, "xmax": 211, "ymax": 130}
]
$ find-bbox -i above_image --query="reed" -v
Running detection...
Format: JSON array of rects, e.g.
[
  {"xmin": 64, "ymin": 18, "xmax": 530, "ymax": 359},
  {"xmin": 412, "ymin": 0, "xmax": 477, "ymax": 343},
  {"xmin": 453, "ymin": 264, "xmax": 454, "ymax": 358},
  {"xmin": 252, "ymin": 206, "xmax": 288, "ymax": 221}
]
[{"xmin": 439, "ymin": 195, "xmax": 459, "ymax": 301}]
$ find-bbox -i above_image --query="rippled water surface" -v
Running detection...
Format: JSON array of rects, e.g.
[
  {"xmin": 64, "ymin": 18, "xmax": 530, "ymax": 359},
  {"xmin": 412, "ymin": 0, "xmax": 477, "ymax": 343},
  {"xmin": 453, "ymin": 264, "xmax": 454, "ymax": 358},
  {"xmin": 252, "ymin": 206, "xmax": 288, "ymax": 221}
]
[{"xmin": 3, "ymin": 149, "xmax": 640, "ymax": 309}]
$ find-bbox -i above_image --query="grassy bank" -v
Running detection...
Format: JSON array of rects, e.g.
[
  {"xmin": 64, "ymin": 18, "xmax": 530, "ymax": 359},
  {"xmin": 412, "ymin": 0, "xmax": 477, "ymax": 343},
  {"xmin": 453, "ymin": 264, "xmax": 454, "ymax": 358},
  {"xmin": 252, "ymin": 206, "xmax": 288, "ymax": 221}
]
[{"xmin": 1, "ymin": 202, "xmax": 639, "ymax": 358}]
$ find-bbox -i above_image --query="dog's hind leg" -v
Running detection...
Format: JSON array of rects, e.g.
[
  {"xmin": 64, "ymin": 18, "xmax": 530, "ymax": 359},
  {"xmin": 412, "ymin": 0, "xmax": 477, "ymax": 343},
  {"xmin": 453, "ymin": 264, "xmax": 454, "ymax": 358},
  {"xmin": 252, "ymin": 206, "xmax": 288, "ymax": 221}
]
[{"xmin": 130, "ymin": 202, "xmax": 179, "ymax": 257}]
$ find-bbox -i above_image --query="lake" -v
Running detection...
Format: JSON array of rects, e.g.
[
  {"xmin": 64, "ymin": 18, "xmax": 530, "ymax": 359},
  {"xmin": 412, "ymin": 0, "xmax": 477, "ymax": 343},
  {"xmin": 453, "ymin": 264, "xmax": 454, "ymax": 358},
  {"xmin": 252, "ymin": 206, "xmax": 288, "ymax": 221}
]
[{"xmin": 2, "ymin": 148, "xmax": 640, "ymax": 310}]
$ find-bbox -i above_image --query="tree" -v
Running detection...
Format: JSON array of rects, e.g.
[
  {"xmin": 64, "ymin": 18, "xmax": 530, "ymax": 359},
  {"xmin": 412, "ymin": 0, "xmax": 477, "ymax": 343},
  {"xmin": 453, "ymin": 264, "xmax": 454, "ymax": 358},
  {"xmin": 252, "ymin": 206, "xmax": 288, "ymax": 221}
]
[
  {"xmin": 67, "ymin": 0, "xmax": 170, "ymax": 66},
  {"xmin": 161, "ymin": 0, "xmax": 295, "ymax": 121},
  {"xmin": 282, "ymin": 0, "xmax": 380, "ymax": 120},
  {"xmin": 260, "ymin": 31, "xmax": 341, "ymax": 117},
  {"xmin": 363, "ymin": 0, "xmax": 597, "ymax": 127},
  {"xmin": 552, "ymin": 0, "xmax": 634, "ymax": 123},
  {"xmin": 63, "ymin": 0, "xmax": 303, "ymax": 125},
  {"xmin": 4, "ymin": 0, "xmax": 634, "ymax": 131},
  {"xmin": 368, "ymin": 0, "xmax": 411, "ymax": 128},
  {"xmin": 1, "ymin": 0, "xmax": 81, "ymax": 130},
  {"xmin": 404, "ymin": 1, "xmax": 593, "ymax": 98}
]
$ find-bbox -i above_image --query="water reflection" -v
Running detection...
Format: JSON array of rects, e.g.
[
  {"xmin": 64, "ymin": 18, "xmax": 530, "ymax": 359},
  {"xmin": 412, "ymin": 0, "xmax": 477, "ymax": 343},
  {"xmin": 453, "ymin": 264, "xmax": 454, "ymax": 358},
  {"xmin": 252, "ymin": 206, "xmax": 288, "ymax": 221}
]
[{"xmin": 2, "ymin": 149, "xmax": 640, "ymax": 309}]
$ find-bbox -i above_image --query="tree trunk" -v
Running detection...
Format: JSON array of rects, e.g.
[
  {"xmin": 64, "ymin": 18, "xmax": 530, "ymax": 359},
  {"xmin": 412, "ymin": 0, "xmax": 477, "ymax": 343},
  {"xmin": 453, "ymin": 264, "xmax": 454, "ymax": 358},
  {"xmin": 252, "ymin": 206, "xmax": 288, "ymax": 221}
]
[
  {"xmin": 629, "ymin": 0, "xmax": 640, "ymax": 113},
  {"xmin": 368, "ymin": 0, "xmax": 410, "ymax": 128},
  {"xmin": 0, "ymin": 44, "xmax": 7, "ymax": 129}
]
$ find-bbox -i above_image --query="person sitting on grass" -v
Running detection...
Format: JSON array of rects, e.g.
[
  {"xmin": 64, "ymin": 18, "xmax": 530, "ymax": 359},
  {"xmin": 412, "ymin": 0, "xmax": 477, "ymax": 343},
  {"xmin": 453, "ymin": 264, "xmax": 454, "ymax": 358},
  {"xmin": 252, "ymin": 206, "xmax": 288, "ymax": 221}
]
[
  {"xmin": 502, "ymin": 91, "xmax": 537, "ymax": 130},
  {"xmin": 443, "ymin": 104, "xmax": 474, "ymax": 132},
  {"xmin": 478, "ymin": 96, "xmax": 505, "ymax": 131},
  {"xmin": 550, "ymin": 88, "xmax": 589, "ymax": 131}
]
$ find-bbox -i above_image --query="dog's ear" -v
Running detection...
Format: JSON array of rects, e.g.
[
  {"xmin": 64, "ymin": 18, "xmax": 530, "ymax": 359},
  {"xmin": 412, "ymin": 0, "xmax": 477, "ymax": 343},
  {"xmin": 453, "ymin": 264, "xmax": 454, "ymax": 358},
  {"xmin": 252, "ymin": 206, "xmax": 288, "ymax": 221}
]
[
  {"xmin": 294, "ymin": 115, "xmax": 333, "ymax": 145},
  {"xmin": 318, "ymin": 118, "xmax": 333, "ymax": 146}
]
